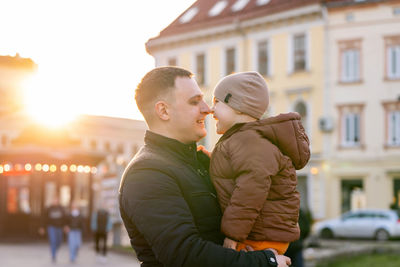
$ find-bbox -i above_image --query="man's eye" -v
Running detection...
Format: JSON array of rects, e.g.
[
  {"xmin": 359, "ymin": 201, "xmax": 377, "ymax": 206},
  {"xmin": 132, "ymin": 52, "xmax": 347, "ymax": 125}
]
[{"xmin": 190, "ymin": 101, "xmax": 200, "ymax": 105}]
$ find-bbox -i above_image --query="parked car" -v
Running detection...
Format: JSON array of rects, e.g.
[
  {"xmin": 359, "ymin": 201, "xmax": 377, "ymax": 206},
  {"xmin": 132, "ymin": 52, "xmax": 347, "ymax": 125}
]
[{"xmin": 313, "ymin": 209, "xmax": 400, "ymax": 241}]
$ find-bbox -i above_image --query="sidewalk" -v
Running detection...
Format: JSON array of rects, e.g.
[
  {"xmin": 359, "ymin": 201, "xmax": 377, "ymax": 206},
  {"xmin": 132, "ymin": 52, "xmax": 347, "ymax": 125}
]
[{"xmin": 0, "ymin": 242, "xmax": 140, "ymax": 267}]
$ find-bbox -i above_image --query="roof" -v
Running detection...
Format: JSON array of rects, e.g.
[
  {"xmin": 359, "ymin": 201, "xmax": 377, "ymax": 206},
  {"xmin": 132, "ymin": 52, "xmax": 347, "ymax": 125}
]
[
  {"xmin": 152, "ymin": 0, "xmax": 320, "ymax": 39},
  {"xmin": 0, "ymin": 54, "xmax": 37, "ymax": 70}
]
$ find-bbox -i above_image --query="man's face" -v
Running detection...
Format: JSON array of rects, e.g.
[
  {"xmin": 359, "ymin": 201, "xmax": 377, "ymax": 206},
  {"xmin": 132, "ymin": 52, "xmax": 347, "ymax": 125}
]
[{"xmin": 167, "ymin": 77, "xmax": 211, "ymax": 144}]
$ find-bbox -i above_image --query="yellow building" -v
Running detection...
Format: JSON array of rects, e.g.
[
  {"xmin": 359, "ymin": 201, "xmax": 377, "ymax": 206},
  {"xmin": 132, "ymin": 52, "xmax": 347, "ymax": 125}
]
[
  {"xmin": 147, "ymin": 0, "xmax": 325, "ymax": 216},
  {"xmin": 321, "ymin": 0, "xmax": 400, "ymax": 219}
]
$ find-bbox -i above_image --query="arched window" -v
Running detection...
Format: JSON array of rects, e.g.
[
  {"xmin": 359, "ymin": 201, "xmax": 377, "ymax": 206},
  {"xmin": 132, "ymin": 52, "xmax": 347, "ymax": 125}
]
[{"xmin": 294, "ymin": 101, "xmax": 308, "ymax": 133}]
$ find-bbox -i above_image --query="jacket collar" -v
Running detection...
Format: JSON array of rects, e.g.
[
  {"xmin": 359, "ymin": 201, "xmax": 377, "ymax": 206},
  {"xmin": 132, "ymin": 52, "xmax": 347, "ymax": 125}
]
[
  {"xmin": 216, "ymin": 123, "xmax": 245, "ymax": 145},
  {"xmin": 144, "ymin": 130, "xmax": 198, "ymax": 162}
]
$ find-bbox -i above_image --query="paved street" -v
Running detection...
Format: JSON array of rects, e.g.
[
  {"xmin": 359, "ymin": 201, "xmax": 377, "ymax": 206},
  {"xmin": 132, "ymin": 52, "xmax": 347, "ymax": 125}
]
[
  {"xmin": 1, "ymin": 239, "xmax": 399, "ymax": 267},
  {"xmin": 0, "ymin": 242, "xmax": 140, "ymax": 267}
]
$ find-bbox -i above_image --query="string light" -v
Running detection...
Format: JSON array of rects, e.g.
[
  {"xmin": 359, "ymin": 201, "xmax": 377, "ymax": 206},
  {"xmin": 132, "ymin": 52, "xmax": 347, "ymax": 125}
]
[
  {"xmin": 25, "ymin": 163, "xmax": 32, "ymax": 171},
  {"xmin": 60, "ymin": 164, "xmax": 68, "ymax": 172},
  {"xmin": 42, "ymin": 164, "xmax": 49, "ymax": 172},
  {"xmin": 4, "ymin": 164, "xmax": 11, "ymax": 172},
  {"xmin": 0, "ymin": 162, "xmax": 96, "ymax": 174},
  {"xmin": 35, "ymin": 163, "xmax": 42, "ymax": 171},
  {"xmin": 50, "ymin": 164, "xmax": 57, "ymax": 172},
  {"xmin": 70, "ymin": 164, "xmax": 77, "ymax": 172}
]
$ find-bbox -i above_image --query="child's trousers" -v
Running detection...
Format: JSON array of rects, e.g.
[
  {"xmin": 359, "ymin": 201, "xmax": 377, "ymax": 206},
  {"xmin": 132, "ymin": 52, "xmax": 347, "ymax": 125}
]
[{"xmin": 236, "ymin": 240, "xmax": 289, "ymax": 255}]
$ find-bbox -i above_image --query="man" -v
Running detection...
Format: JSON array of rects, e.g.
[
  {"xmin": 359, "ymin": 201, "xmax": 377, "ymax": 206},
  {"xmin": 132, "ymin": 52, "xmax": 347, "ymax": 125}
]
[
  {"xmin": 91, "ymin": 207, "xmax": 112, "ymax": 261},
  {"xmin": 119, "ymin": 66, "xmax": 291, "ymax": 267},
  {"xmin": 39, "ymin": 196, "xmax": 66, "ymax": 263}
]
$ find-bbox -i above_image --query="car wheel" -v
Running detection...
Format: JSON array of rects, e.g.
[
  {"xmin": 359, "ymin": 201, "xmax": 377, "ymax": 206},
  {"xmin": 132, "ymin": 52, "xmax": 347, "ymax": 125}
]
[
  {"xmin": 320, "ymin": 228, "xmax": 334, "ymax": 239},
  {"xmin": 375, "ymin": 229, "xmax": 390, "ymax": 241}
]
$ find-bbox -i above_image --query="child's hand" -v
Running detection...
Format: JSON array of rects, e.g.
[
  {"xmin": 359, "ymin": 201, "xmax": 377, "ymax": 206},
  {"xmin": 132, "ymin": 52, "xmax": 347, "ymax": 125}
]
[
  {"xmin": 197, "ymin": 145, "xmax": 211, "ymax": 158},
  {"xmin": 223, "ymin": 237, "xmax": 237, "ymax": 250}
]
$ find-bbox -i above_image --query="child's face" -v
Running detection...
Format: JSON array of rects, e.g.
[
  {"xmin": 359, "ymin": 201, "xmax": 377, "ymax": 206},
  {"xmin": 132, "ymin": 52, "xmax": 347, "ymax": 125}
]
[{"xmin": 211, "ymin": 97, "xmax": 239, "ymax": 134}]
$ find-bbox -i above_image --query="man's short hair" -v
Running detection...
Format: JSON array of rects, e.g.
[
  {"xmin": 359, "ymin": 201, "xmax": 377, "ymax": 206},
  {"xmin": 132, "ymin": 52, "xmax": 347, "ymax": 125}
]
[{"xmin": 135, "ymin": 66, "xmax": 193, "ymax": 122}]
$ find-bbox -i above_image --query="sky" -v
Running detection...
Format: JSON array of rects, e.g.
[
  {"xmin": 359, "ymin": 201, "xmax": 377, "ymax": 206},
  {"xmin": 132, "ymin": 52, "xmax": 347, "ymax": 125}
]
[{"xmin": 0, "ymin": 0, "xmax": 196, "ymax": 124}]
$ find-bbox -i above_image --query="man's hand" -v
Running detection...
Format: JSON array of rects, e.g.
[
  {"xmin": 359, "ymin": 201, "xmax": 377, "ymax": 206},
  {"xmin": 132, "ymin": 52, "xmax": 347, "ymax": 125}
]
[
  {"xmin": 197, "ymin": 145, "xmax": 211, "ymax": 158},
  {"xmin": 275, "ymin": 254, "xmax": 291, "ymax": 267},
  {"xmin": 223, "ymin": 237, "xmax": 237, "ymax": 250}
]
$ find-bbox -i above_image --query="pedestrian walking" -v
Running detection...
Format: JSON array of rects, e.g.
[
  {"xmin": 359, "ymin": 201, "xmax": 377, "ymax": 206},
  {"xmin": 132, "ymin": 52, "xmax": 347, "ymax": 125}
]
[
  {"xmin": 66, "ymin": 202, "xmax": 85, "ymax": 263},
  {"xmin": 91, "ymin": 207, "xmax": 112, "ymax": 261},
  {"xmin": 39, "ymin": 196, "xmax": 66, "ymax": 263}
]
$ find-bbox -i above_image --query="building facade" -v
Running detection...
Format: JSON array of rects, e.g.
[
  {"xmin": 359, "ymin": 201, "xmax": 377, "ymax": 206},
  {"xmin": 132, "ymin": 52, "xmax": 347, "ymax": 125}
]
[
  {"xmin": 146, "ymin": 0, "xmax": 326, "ymax": 218},
  {"xmin": 320, "ymin": 0, "xmax": 400, "ymax": 218},
  {"xmin": 146, "ymin": 0, "xmax": 400, "ymax": 220}
]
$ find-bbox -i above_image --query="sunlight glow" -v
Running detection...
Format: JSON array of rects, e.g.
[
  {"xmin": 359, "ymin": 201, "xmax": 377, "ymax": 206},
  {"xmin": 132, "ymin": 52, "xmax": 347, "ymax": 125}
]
[
  {"xmin": 22, "ymin": 72, "xmax": 79, "ymax": 128},
  {"xmin": 1, "ymin": 0, "xmax": 196, "ymax": 121}
]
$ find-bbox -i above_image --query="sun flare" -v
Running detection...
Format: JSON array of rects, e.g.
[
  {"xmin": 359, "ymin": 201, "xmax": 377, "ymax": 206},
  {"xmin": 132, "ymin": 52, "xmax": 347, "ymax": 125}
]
[{"xmin": 22, "ymin": 72, "xmax": 79, "ymax": 128}]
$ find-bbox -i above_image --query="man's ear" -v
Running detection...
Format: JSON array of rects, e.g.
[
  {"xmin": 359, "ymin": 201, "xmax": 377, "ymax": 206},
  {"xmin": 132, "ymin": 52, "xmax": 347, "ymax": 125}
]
[{"xmin": 154, "ymin": 101, "xmax": 170, "ymax": 121}]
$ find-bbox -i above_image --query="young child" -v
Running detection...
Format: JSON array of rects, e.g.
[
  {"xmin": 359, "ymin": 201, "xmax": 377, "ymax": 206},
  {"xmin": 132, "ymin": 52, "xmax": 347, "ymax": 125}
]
[{"xmin": 210, "ymin": 71, "xmax": 310, "ymax": 254}]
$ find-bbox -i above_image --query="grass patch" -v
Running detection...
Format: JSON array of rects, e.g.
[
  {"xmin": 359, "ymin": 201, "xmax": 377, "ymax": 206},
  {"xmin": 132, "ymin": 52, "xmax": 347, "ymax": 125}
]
[{"xmin": 316, "ymin": 253, "xmax": 400, "ymax": 267}]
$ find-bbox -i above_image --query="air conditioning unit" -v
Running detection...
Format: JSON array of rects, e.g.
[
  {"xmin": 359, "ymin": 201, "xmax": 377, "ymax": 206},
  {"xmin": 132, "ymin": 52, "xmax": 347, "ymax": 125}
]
[{"xmin": 319, "ymin": 117, "xmax": 334, "ymax": 132}]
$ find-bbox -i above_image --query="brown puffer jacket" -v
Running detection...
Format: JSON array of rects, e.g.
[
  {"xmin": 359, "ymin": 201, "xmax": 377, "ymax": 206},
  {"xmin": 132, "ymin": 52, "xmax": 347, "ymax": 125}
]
[{"xmin": 210, "ymin": 112, "xmax": 310, "ymax": 243}]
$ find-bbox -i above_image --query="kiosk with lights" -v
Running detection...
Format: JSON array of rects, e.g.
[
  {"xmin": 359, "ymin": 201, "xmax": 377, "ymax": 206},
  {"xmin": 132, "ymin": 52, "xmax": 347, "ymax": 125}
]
[{"xmin": 0, "ymin": 125, "xmax": 104, "ymax": 238}]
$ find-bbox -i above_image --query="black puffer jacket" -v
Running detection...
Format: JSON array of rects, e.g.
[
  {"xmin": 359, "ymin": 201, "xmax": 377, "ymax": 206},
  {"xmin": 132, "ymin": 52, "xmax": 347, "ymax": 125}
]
[{"xmin": 119, "ymin": 131, "xmax": 278, "ymax": 267}]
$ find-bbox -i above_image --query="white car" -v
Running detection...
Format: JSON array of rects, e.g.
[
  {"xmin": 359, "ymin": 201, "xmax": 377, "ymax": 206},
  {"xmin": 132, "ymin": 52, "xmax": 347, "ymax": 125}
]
[{"xmin": 313, "ymin": 209, "xmax": 400, "ymax": 241}]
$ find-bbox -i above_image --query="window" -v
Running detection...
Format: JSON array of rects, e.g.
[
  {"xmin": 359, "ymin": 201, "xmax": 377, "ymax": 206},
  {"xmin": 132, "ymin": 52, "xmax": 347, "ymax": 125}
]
[
  {"xmin": 343, "ymin": 113, "xmax": 360, "ymax": 146},
  {"xmin": 179, "ymin": 7, "xmax": 198, "ymax": 24},
  {"xmin": 209, "ymin": 1, "xmax": 227, "ymax": 17},
  {"xmin": 345, "ymin": 13, "xmax": 354, "ymax": 22},
  {"xmin": 293, "ymin": 34, "xmax": 306, "ymax": 71},
  {"xmin": 294, "ymin": 101, "xmax": 308, "ymax": 134},
  {"xmin": 388, "ymin": 111, "xmax": 400, "ymax": 146},
  {"xmin": 225, "ymin": 48, "xmax": 236, "ymax": 75},
  {"xmin": 393, "ymin": 7, "xmax": 400, "ymax": 16},
  {"xmin": 196, "ymin": 53, "xmax": 206, "ymax": 85},
  {"xmin": 257, "ymin": 40, "xmax": 269, "ymax": 76},
  {"xmin": 339, "ymin": 39, "xmax": 362, "ymax": 83},
  {"xmin": 342, "ymin": 49, "xmax": 360, "ymax": 82},
  {"xmin": 104, "ymin": 141, "xmax": 111, "ymax": 152},
  {"xmin": 338, "ymin": 104, "xmax": 364, "ymax": 148},
  {"xmin": 383, "ymin": 102, "xmax": 400, "ymax": 147},
  {"xmin": 232, "ymin": 0, "xmax": 250, "ymax": 12},
  {"xmin": 117, "ymin": 143, "xmax": 124, "ymax": 154},
  {"xmin": 257, "ymin": 0, "xmax": 271, "ymax": 5},
  {"xmin": 7, "ymin": 176, "xmax": 31, "ymax": 214},
  {"xmin": 167, "ymin": 57, "xmax": 177, "ymax": 66},
  {"xmin": 385, "ymin": 36, "xmax": 400, "ymax": 80}
]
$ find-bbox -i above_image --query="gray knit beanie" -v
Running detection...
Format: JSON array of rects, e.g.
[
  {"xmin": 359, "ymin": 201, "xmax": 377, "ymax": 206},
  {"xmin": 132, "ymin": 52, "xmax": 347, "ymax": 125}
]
[{"xmin": 213, "ymin": 71, "xmax": 269, "ymax": 119}]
